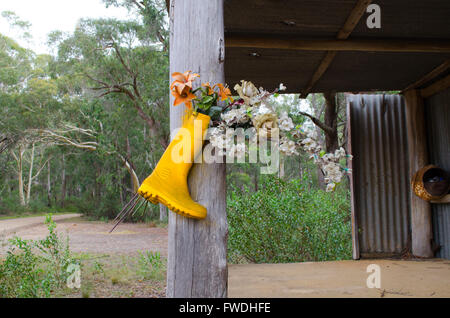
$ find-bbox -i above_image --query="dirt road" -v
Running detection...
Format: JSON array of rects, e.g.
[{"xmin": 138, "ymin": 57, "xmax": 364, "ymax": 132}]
[
  {"xmin": 0, "ymin": 215, "xmax": 168, "ymax": 256},
  {"xmin": 0, "ymin": 214, "xmax": 81, "ymax": 236}
]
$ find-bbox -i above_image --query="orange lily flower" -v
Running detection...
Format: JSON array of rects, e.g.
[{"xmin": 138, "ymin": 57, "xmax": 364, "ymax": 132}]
[
  {"xmin": 214, "ymin": 83, "xmax": 233, "ymax": 102},
  {"xmin": 171, "ymin": 71, "xmax": 199, "ymax": 94},
  {"xmin": 171, "ymin": 85, "xmax": 196, "ymax": 109},
  {"xmin": 201, "ymin": 82, "xmax": 215, "ymax": 95}
]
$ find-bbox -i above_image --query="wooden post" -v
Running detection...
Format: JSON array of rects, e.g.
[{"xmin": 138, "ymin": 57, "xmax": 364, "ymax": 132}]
[
  {"xmin": 404, "ymin": 89, "xmax": 433, "ymax": 258},
  {"xmin": 346, "ymin": 97, "xmax": 360, "ymax": 260},
  {"xmin": 167, "ymin": 0, "xmax": 227, "ymax": 297}
]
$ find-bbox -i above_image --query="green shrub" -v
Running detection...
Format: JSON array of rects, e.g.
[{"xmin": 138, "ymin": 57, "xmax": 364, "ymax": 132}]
[
  {"xmin": 0, "ymin": 214, "xmax": 78, "ymax": 297},
  {"xmin": 136, "ymin": 251, "xmax": 165, "ymax": 281},
  {"xmin": 227, "ymin": 176, "xmax": 352, "ymax": 264},
  {"xmin": 0, "ymin": 196, "xmax": 27, "ymax": 215}
]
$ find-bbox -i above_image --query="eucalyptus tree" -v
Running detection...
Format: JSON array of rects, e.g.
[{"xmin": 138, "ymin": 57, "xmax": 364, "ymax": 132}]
[
  {"xmin": 47, "ymin": 1, "xmax": 170, "ymax": 217},
  {"xmin": 48, "ymin": 4, "xmax": 170, "ymax": 147}
]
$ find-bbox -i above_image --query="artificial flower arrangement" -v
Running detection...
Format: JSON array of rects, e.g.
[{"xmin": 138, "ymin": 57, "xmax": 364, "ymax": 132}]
[
  {"xmin": 169, "ymin": 71, "xmax": 351, "ymax": 191},
  {"xmin": 111, "ymin": 71, "xmax": 351, "ymax": 229}
]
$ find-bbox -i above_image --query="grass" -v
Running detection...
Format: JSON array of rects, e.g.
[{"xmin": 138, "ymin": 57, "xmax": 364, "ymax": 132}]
[
  {"xmin": 57, "ymin": 252, "xmax": 167, "ymax": 298},
  {"xmin": 0, "ymin": 213, "xmax": 167, "ymax": 298}
]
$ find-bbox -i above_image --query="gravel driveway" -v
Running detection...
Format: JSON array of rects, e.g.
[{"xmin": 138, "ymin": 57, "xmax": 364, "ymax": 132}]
[{"xmin": 0, "ymin": 215, "xmax": 168, "ymax": 256}]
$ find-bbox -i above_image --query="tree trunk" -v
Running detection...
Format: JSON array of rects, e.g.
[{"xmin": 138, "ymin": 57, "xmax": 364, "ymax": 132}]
[
  {"xmin": 323, "ymin": 92, "xmax": 339, "ymax": 153},
  {"xmin": 167, "ymin": 0, "xmax": 227, "ymax": 298},
  {"xmin": 17, "ymin": 146, "xmax": 26, "ymax": 206},
  {"xmin": 311, "ymin": 93, "xmax": 326, "ymax": 189},
  {"xmin": 47, "ymin": 160, "xmax": 52, "ymax": 207},
  {"xmin": 25, "ymin": 142, "xmax": 35, "ymax": 205},
  {"xmin": 60, "ymin": 154, "xmax": 66, "ymax": 207}
]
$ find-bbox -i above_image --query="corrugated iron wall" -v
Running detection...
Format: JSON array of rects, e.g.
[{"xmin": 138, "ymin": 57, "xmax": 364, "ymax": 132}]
[
  {"xmin": 348, "ymin": 94, "xmax": 411, "ymax": 257},
  {"xmin": 425, "ymin": 88, "xmax": 450, "ymax": 260}
]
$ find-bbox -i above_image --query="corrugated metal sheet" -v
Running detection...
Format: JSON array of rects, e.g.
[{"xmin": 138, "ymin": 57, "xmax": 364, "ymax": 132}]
[
  {"xmin": 348, "ymin": 94, "xmax": 411, "ymax": 257},
  {"xmin": 425, "ymin": 88, "xmax": 450, "ymax": 260}
]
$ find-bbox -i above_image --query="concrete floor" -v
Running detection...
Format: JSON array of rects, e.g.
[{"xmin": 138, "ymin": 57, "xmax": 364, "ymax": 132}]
[{"xmin": 228, "ymin": 259, "xmax": 450, "ymax": 298}]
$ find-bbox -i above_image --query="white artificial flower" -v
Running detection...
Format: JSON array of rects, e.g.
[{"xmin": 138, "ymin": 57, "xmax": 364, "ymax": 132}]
[
  {"xmin": 323, "ymin": 162, "xmax": 343, "ymax": 183},
  {"xmin": 279, "ymin": 136, "xmax": 298, "ymax": 156},
  {"xmin": 279, "ymin": 83, "xmax": 287, "ymax": 91},
  {"xmin": 220, "ymin": 107, "xmax": 250, "ymax": 126},
  {"xmin": 242, "ymin": 82, "xmax": 259, "ymax": 97},
  {"xmin": 234, "ymin": 80, "xmax": 259, "ymax": 105},
  {"xmin": 236, "ymin": 107, "xmax": 250, "ymax": 124},
  {"xmin": 326, "ymin": 183, "xmax": 336, "ymax": 192},
  {"xmin": 322, "ymin": 153, "xmax": 335, "ymax": 162},
  {"xmin": 252, "ymin": 101, "xmax": 275, "ymax": 116},
  {"xmin": 334, "ymin": 147, "xmax": 346, "ymax": 159},
  {"xmin": 301, "ymin": 137, "xmax": 315, "ymax": 147},
  {"xmin": 291, "ymin": 129, "xmax": 303, "ymax": 139},
  {"xmin": 278, "ymin": 111, "xmax": 295, "ymax": 132}
]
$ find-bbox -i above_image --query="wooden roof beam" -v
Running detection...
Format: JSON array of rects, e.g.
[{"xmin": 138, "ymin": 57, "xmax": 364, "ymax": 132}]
[
  {"xmin": 420, "ymin": 74, "xmax": 450, "ymax": 98},
  {"xmin": 402, "ymin": 60, "xmax": 450, "ymax": 92},
  {"xmin": 300, "ymin": 0, "xmax": 372, "ymax": 98},
  {"xmin": 225, "ymin": 36, "xmax": 450, "ymax": 53}
]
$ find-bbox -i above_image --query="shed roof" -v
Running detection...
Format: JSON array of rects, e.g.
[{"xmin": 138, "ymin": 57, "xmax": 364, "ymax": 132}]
[{"xmin": 224, "ymin": 0, "xmax": 450, "ymax": 94}]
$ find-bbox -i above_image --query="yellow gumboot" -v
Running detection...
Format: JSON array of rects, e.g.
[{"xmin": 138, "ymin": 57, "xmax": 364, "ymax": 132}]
[{"xmin": 137, "ymin": 113, "xmax": 210, "ymax": 219}]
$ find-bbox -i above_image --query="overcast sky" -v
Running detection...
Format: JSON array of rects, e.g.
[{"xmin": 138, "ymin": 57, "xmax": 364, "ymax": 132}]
[{"xmin": 0, "ymin": 0, "xmax": 131, "ymax": 54}]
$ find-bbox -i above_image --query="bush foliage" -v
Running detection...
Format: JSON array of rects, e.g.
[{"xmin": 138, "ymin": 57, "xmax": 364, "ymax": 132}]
[
  {"xmin": 227, "ymin": 176, "xmax": 352, "ymax": 263},
  {"xmin": 0, "ymin": 214, "xmax": 78, "ymax": 297}
]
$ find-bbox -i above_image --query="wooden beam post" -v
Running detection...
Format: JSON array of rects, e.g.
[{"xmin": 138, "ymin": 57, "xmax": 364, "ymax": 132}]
[
  {"xmin": 346, "ymin": 96, "xmax": 360, "ymax": 260},
  {"xmin": 403, "ymin": 89, "xmax": 433, "ymax": 258},
  {"xmin": 167, "ymin": 0, "xmax": 227, "ymax": 297}
]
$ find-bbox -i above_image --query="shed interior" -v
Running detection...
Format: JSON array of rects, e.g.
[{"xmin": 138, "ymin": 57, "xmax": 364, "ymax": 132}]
[
  {"xmin": 223, "ymin": 0, "xmax": 450, "ymax": 259},
  {"xmin": 223, "ymin": 0, "xmax": 450, "ymax": 94}
]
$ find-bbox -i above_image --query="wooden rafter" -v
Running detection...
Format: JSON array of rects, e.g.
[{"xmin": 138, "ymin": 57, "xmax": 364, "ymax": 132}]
[
  {"xmin": 336, "ymin": 0, "xmax": 373, "ymax": 39},
  {"xmin": 420, "ymin": 74, "xmax": 450, "ymax": 98},
  {"xmin": 402, "ymin": 60, "xmax": 450, "ymax": 92},
  {"xmin": 299, "ymin": 0, "xmax": 372, "ymax": 98}
]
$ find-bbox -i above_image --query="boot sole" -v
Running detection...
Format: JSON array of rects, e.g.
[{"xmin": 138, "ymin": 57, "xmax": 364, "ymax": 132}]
[{"xmin": 138, "ymin": 185, "xmax": 206, "ymax": 219}]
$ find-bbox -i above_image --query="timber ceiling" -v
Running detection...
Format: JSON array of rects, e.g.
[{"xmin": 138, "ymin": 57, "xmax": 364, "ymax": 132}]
[{"xmin": 223, "ymin": 0, "xmax": 450, "ymax": 94}]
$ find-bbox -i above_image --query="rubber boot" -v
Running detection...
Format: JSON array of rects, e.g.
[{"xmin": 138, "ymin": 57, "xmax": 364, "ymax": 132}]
[{"xmin": 138, "ymin": 113, "xmax": 210, "ymax": 219}]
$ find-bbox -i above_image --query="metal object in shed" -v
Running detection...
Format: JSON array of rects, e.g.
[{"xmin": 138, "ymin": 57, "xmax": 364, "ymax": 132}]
[{"xmin": 411, "ymin": 165, "xmax": 450, "ymax": 201}]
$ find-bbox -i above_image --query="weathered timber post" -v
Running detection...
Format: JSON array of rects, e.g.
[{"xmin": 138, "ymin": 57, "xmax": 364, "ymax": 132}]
[
  {"xmin": 167, "ymin": 0, "xmax": 227, "ymax": 297},
  {"xmin": 404, "ymin": 89, "xmax": 433, "ymax": 258}
]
